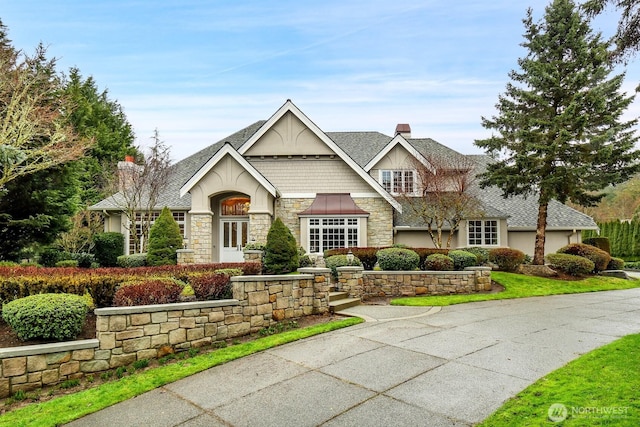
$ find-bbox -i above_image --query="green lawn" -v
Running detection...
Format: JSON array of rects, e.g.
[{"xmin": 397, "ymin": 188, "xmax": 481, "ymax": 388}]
[
  {"xmin": 0, "ymin": 317, "xmax": 362, "ymax": 427},
  {"xmin": 479, "ymin": 333, "xmax": 640, "ymax": 426},
  {"xmin": 391, "ymin": 271, "xmax": 640, "ymax": 306}
]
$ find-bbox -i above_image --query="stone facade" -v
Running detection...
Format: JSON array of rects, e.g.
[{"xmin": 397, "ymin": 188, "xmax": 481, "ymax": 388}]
[
  {"xmin": 190, "ymin": 212, "xmax": 213, "ymax": 263},
  {"xmin": 248, "ymin": 212, "xmax": 272, "ymax": 243},
  {"xmin": 337, "ymin": 266, "xmax": 492, "ymax": 299},
  {"xmin": 275, "ymin": 198, "xmax": 313, "ymax": 244},
  {"xmin": 353, "ymin": 197, "xmax": 394, "ymax": 247},
  {"xmin": 0, "ymin": 269, "xmax": 331, "ymax": 398}
]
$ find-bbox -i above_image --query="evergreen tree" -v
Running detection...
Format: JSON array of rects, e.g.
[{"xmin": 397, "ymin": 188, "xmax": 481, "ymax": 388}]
[
  {"xmin": 146, "ymin": 207, "xmax": 183, "ymax": 266},
  {"xmin": 263, "ymin": 218, "xmax": 299, "ymax": 274},
  {"xmin": 475, "ymin": 0, "xmax": 640, "ymax": 264}
]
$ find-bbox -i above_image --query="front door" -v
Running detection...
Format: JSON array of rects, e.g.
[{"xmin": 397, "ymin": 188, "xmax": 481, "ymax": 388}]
[{"xmin": 221, "ymin": 220, "xmax": 248, "ymax": 262}]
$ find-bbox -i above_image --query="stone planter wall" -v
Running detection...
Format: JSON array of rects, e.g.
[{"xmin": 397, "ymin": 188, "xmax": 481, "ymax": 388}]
[
  {"xmin": 0, "ymin": 268, "xmax": 331, "ymax": 398},
  {"xmin": 337, "ymin": 266, "xmax": 491, "ymax": 299}
]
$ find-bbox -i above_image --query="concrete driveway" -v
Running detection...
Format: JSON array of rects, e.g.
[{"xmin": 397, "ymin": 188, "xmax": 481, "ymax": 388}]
[{"xmin": 67, "ymin": 288, "xmax": 640, "ymax": 426}]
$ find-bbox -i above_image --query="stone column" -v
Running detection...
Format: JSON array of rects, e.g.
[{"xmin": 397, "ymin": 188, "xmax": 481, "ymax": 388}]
[
  {"xmin": 299, "ymin": 267, "xmax": 331, "ymax": 314},
  {"xmin": 189, "ymin": 212, "xmax": 213, "ymax": 264},
  {"xmin": 337, "ymin": 266, "xmax": 364, "ymax": 298},
  {"xmin": 177, "ymin": 249, "xmax": 195, "ymax": 265},
  {"xmin": 466, "ymin": 266, "xmax": 492, "ymax": 291}
]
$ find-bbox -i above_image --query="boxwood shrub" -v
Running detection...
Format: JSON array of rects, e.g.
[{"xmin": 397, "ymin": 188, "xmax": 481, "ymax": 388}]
[
  {"xmin": 376, "ymin": 248, "xmax": 420, "ymax": 271},
  {"xmin": 325, "ymin": 248, "xmax": 380, "ymax": 270},
  {"xmin": 94, "ymin": 232, "xmax": 125, "ymax": 267},
  {"xmin": 412, "ymin": 248, "xmax": 449, "ymax": 269},
  {"xmin": 488, "ymin": 248, "xmax": 526, "ymax": 272},
  {"xmin": 545, "ymin": 253, "xmax": 595, "ymax": 276},
  {"xmin": 459, "ymin": 247, "xmax": 490, "ymax": 265},
  {"xmin": 448, "ymin": 250, "xmax": 478, "ymax": 270},
  {"xmin": 2, "ymin": 293, "xmax": 88, "ymax": 341},
  {"xmin": 117, "ymin": 254, "xmax": 148, "ymax": 268},
  {"xmin": 325, "ymin": 254, "xmax": 362, "ymax": 279},
  {"xmin": 557, "ymin": 243, "xmax": 610, "ymax": 272},
  {"xmin": 424, "ymin": 253, "xmax": 454, "ymax": 271}
]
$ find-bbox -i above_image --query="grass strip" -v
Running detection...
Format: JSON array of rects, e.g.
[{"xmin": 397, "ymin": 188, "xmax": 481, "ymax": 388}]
[
  {"xmin": 479, "ymin": 334, "xmax": 640, "ymax": 426},
  {"xmin": 391, "ymin": 271, "xmax": 639, "ymax": 306},
  {"xmin": 0, "ymin": 317, "xmax": 362, "ymax": 427}
]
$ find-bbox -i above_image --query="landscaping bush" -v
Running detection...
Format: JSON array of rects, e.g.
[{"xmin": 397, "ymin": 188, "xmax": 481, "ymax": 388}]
[
  {"xmin": 298, "ymin": 247, "xmax": 313, "ymax": 268},
  {"xmin": 2, "ymin": 293, "xmax": 88, "ymax": 341},
  {"xmin": 325, "ymin": 247, "xmax": 380, "ymax": 270},
  {"xmin": 113, "ymin": 279, "xmax": 183, "ymax": 306},
  {"xmin": 461, "ymin": 247, "xmax": 490, "ymax": 265},
  {"xmin": 93, "ymin": 232, "xmax": 125, "ymax": 267},
  {"xmin": 607, "ymin": 257, "xmax": 625, "ymax": 270},
  {"xmin": 376, "ymin": 248, "xmax": 420, "ymax": 271},
  {"xmin": 117, "ymin": 254, "xmax": 148, "ymax": 268},
  {"xmin": 39, "ymin": 247, "xmax": 63, "ymax": 267},
  {"xmin": 448, "ymin": 250, "xmax": 478, "ymax": 270},
  {"xmin": 56, "ymin": 260, "xmax": 79, "ymax": 268},
  {"xmin": 147, "ymin": 207, "xmax": 183, "ymax": 266},
  {"xmin": 325, "ymin": 254, "xmax": 362, "ymax": 279},
  {"xmin": 557, "ymin": 243, "xmax": 611, "ymax": 272},
  {"xmin": 583, "ymin": 237, "xmax": 611, "ymax": 255},
  {"xmin": 488, "ymin": 248, "xmax": 526, "ymax": 272},
  {"xmin": 412, "ymin": 248, "xmax": 449, "ymax": 269},
  {"xmin": 263, "ymin": 218, "xmax": 298, "ymax": 274},
  {"xmin": 189, "ymin": 273, "xmax": 231, "ymax": 300},
  {"xmin": 545, "ymin": 253, "xmax": 595, "ymax": 276},
  {"xmin": 70, "ymin": 252, "xmax": 95, "ymax": 268},
  {"xmin": 424, "ymin": 253, "xmax": 454, "ymax": 271}
]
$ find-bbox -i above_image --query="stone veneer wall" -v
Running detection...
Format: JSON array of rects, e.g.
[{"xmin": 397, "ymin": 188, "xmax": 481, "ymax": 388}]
[
  {"xmin": 336, "ymin": 266, "xmax": 491, "ymax": 299},
  {"xmin": 353, "ymin": 197, "xmax": 394, "ymax": 247},
  {"xmin": 248, "ymin": 212, "xmax": 272, "ymax": 243},
  {"xmin": 189, "ymin": 212, "xmax": 213, "ymax": 263},
  {"xmin": 275, "ymin": 198, "xmax": 313, "ymax": 244},
  {"xmin": 0, "ymin": 268, "xmax": 331, "ymax": 398}
]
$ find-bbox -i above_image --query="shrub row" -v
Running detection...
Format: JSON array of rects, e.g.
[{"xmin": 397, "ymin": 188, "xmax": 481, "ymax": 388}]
[{"xmin": 0, "ymin": 263, "xmax": 259, "ymax": 306}]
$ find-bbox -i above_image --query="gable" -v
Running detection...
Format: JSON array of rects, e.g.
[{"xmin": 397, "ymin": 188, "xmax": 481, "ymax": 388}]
[
  {"xmin": 243, "ymin": 111, "xmax": 335, "ymax": 157},
  {"xmin": 369, "ymin": 144, "xmax": 416, "ymax": 171}
]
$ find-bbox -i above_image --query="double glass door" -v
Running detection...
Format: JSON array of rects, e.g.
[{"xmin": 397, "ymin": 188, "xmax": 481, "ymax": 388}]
[{"xmin": 221, "ymin": 220, "xmax": 248, "ymax": 262}]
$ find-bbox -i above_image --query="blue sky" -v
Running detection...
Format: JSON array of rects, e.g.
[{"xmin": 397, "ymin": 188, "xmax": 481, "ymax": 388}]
[{"xmin": 2, "ymin": 0, "xmax": 639, "ymax": 161}]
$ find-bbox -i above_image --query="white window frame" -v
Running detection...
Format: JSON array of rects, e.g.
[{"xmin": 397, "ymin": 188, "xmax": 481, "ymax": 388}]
[
  {"xmin": 467, "ymin": 219, "xmax": 499, "ymax": 246},
  {"xmin": 380, "ymin": 170, "xmax": 416, "ymax": 195},
  {"xmin": 128, "ymin": 211, "xmax": 187, "ymax": 254},
  {"xmin": 307, "ymin": 217, "xmax": 360, "ymax": 254}
]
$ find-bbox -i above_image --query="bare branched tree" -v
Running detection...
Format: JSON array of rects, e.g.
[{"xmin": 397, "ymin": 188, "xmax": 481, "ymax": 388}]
[
  {"xmin": 118, "ymin": 129, "xmax": 171, "ymax": 253},
  {"xmin": 397, "ymin": 154, "xmax": 484, "ymax": 248}
]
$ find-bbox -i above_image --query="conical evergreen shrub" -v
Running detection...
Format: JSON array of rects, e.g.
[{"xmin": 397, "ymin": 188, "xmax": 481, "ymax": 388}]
[
  {"xmin": 263, "ymin": 218, "xmax": 298, "ymax": 274},
  {"xmin": 147, "ymin": 207, "xmax": 183, "ymax": 266}
]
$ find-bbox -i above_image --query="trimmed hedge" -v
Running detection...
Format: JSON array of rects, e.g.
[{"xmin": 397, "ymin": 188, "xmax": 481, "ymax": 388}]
[
  {"xmin": 324, "ymin": 247, "xmax": 380, "ymax": 270},
  {"xmin": 2, "ymin": 293, "xmax": 88, "ymax": 341},
  {"xmin": 94, "ymin": 232, "xmax": 125, "ymax": 267},
  {"xmin": 113, "ymin": 279, "xmax": 183, "ymax": 306},
  {"xmin": 489, "ymin": 248, "xmax": 526, "ymax": 272},
  {"xmin": 117, "ymin": 254, "xmax": 148, "ymax": 268},
  {"xmin": 607, "ymin": 257, "xmax": 625, "ymax": 270},
  {"xmin": 325, "ymin": 254, "xmax": 362, "ymax": 279},
  {"xmin": 545, "ymin": 253, "xmax": 595, "ymax": 276},
  {"xmin": 190, "ymin": 273, "xmax": 231, "ymax": 300},
  {"xmin": 448, "ymin": 250, "xmax": 478, "ymax": 270},
  {"xmin": 424, "ymin": 254, "xmax": 454, "ymax": 271},
  {"xmin": 557, "ymin": 243, "xmax": 610, "ymax": 272},
  {"xmin": 413, "ymin": 248, "xmax": 449, "ymax": 270},
  {"xmin": 460, "ymin": 247, "xmax": 490, "ymax": 265},
  {"xmin": 583, "ymin": 237, "xmax": 611, "ymax": 255},
  {"xmin": 376, "ymin": 248, "xmax": 420, "ymax": 271}
]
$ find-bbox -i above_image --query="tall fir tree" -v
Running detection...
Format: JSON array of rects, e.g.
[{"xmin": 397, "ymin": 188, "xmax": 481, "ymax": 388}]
[{"xmin": 475, "ymin": 0, "xmax": 640, "ymax": 264}]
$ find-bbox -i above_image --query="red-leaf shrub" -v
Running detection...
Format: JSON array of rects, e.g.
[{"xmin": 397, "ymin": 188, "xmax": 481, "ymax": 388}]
[
  {"xmin": 113, "ymin": 279, "xmax": 183, "ymax": 306},
  {"xmin": 413, "ymin": 248, "xmax": 449, "ymax": 269},
  {"xmin": 190, "ymin": 273, "xmax": 231, "ymax": 300},
  {"xmin": 557, "ymin": 243, "xmax": 611, "ymax": 272},
  {"xmin": 488, "ymin": 248, "xmax": 526, "ymax": 272}
]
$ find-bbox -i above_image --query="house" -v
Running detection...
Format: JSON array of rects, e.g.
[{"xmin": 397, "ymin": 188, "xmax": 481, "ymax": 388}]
[{"xmin": 91, "ymin": 100, "xmax": 598, "ymax": 263}]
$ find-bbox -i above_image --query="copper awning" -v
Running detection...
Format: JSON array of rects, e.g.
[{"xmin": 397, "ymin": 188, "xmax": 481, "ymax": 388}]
[{"xmin": 298, "ymin": 193, "xmax": 369, "ymax": 216}]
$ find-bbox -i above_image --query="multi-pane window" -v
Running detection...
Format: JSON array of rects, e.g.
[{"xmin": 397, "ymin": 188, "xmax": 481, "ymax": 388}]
[
  {"xmin": 129, "ymin": 211, "xmax": 186, "ymax": 254},
  {"xmin": 308, "ymin": 218, "xmax": 359, "ymax": 253},
  {"xmin": 467, "ymin": 220, "xmax": 498, "ymax": 246},
  {"xmin": 381, "ymin": 170, "xmax": 415, "ymax": 194}
]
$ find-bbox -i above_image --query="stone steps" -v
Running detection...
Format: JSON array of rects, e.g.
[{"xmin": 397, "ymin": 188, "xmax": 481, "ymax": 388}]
[{"xmin": 329, "ymin": 291, "xmax": 361, "ymax": 313}]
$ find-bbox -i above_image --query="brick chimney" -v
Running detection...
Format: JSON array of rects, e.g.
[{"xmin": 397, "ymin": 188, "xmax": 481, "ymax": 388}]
[
  {"xmin": 117, "ymin": 156, "xmax": 143, "ymax": 192},
  {"xmin": 395, "ymin": 123, "xmax": 411, "ymax": 138}
]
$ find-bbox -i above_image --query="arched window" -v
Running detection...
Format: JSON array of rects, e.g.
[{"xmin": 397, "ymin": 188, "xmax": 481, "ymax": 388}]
[{"xmin": 221, "ymin": 197, "xmax": 250, "ymax": 216}]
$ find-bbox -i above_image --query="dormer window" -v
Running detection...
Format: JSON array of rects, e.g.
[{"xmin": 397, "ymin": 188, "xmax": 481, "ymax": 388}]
[{"xmin": 380, "ymin": 170, "xmax": 416, "ymax": 195}]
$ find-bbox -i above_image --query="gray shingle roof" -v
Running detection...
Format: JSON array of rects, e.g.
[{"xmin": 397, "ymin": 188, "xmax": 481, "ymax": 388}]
[{"xmin": 91, "ymin": 119, "xmax": 597, "ymax": 231}]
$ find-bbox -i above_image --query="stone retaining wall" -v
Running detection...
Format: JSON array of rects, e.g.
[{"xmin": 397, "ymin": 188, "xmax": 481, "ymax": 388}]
[
  {"xmin": 0, "ymin": 268, "xmax": 331, "ymax": 398},
  {"xmin": 337, "ymin": 266, "xmax": 491, "ymax": 299}
]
